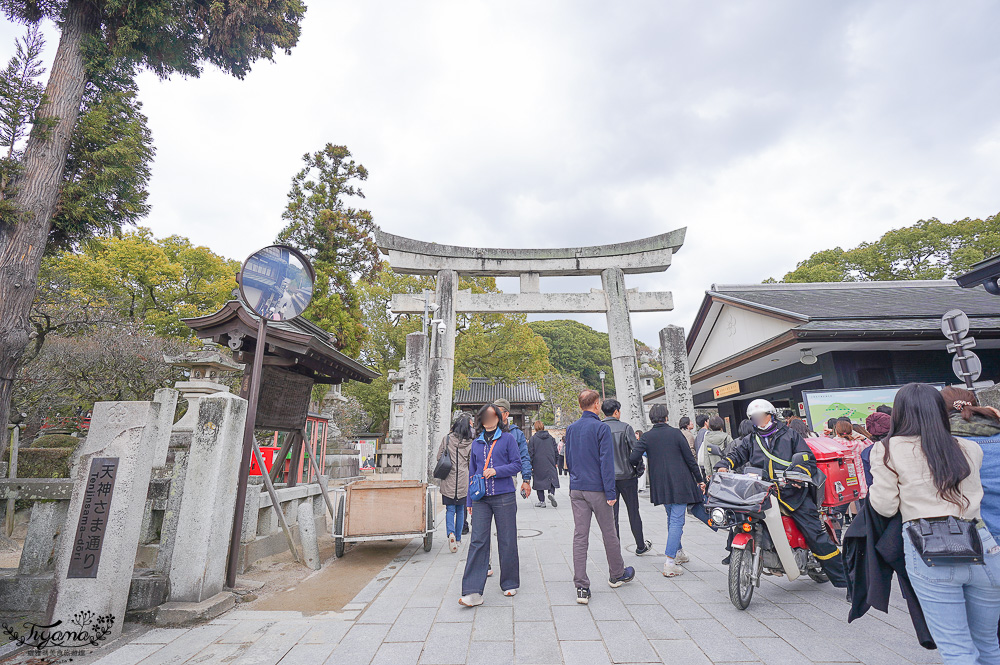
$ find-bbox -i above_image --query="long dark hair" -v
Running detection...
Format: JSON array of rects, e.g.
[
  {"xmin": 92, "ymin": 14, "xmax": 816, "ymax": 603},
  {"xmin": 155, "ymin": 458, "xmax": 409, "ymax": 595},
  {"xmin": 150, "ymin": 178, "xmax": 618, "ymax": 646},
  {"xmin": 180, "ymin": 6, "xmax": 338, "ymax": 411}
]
[
  {"xmin": 788, "ymin": 418, "xmax": 809, "ymax": 438},
  {"xmin": 737, "ymin": 419, "xmax": 753, "ymax": 438},
  {"xmin": 475, "ymin": 404, "xmax": 508, "ymax": 437},
  {"xmin": 940, "ymin": 386, "xmax": 1000, "ymax": 424},
  {"xmin": 451, "ymin": 412, "xmax": 475, "ymax": 440},
  {"xmin": 886, "ymin": 383, "xmax": 971, "ymax": 509}
]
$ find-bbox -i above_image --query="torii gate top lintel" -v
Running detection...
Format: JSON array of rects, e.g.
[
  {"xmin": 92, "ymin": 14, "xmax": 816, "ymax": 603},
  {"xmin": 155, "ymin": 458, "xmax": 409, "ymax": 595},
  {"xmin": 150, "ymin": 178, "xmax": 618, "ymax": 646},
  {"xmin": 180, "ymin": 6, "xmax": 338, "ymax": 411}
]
[{"xmin": 375, "ymin": 227, "xmax": 686, "ymax": 277}]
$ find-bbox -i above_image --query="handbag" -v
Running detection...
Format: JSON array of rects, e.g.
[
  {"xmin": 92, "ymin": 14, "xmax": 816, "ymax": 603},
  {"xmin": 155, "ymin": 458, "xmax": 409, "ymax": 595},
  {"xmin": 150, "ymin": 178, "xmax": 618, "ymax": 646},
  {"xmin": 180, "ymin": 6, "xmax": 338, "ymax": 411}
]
[
  {"xmin": 905, "ymin": 516, "xmax": 984, "ymax": 566},
  {"xmin": 432, "ymin": 446, "xmax": 453, "ymax": 480},
  {"xmin": 469, "ymin": 438, "xmax": 499, "ymax": 502}
]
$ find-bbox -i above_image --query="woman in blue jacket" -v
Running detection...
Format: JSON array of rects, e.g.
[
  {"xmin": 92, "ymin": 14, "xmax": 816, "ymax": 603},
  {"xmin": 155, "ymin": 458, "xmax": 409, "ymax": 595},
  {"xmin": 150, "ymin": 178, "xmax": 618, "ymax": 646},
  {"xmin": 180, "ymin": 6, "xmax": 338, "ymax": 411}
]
[{"xmin": 459, "ymin": 404, "xmax": 522, "ymax": 607}]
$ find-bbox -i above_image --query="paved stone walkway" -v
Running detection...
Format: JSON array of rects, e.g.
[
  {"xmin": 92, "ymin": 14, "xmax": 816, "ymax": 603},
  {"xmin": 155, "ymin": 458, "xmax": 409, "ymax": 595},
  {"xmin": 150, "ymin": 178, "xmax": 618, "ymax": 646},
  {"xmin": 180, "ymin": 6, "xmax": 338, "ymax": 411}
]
[{"xmin": 83, "ymin": 490, "xmax": 939, "ymax": 665}]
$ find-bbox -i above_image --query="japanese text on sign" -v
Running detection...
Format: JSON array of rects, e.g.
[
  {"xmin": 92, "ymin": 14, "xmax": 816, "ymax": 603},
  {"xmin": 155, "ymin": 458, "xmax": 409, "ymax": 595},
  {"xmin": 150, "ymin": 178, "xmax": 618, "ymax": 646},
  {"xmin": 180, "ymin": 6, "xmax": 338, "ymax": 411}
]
[{"xmin": 67, "ymin": 457, "xmax": 119, "ymax": 579}]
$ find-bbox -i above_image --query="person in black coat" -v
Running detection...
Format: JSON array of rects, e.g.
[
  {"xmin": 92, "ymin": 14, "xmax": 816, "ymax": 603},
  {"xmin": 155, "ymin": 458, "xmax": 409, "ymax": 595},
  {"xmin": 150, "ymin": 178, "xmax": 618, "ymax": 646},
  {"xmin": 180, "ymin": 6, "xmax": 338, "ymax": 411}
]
[
  {"xmin": 528, "ymin": 421, "xmax": 560, "ymax": 507},
  {"xmin": 629, "ymin": 404, "xmax": 712, "ymax": 577}
]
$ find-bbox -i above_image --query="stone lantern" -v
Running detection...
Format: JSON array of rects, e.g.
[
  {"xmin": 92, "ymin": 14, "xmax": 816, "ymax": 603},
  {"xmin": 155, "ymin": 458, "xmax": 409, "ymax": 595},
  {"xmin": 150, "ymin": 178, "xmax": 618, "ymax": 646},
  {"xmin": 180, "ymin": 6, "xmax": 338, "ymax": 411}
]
[
  {"xmin": 638, "ymin": 353, "xmax": 661, "ymax": 397},
  {"xmin": 164, "ymin": 346, "xmax": 244, "ymax": 435}
]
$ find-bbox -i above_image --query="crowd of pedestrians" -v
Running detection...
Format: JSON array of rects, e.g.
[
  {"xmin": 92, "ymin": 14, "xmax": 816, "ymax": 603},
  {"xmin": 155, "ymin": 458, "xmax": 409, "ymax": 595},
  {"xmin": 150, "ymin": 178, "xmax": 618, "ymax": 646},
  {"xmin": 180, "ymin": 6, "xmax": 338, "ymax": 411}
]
[{"xmin": 433, "ymin": 378, "xmax": 1000, "ymax": 665}]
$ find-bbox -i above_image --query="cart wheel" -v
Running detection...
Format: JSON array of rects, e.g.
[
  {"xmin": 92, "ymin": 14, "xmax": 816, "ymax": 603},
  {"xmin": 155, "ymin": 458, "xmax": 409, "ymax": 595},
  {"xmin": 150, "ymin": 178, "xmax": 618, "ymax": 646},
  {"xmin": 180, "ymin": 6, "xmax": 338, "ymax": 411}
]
[
  {"xmin": 334, "ymin": 493, "xmax": 346, "ymax": 558},
  {"xmin": 423, "ymin": 533, "xmax": 433, "ymax": 552}
]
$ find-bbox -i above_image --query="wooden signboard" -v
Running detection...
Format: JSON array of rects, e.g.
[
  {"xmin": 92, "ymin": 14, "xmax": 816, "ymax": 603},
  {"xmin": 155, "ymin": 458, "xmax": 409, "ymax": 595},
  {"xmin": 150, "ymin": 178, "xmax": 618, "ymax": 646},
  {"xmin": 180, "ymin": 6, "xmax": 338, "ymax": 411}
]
[
  {"xmin": 344, "ymin": 480, "xmax": 426, "ymax": 538},
  {"xmin": 255, "ymin": 366, "xmax": 314, "ymax": 431}
]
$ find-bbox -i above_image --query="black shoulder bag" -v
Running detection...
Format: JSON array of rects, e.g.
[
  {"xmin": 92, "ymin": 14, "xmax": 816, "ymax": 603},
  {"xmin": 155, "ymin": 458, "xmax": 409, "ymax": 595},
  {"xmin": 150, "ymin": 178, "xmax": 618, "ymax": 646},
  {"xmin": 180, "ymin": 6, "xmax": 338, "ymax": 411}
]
[
  {"xmin": 433, "ymin": 446, "xmax": 453, "ymax": 480},
  {"xmin": 905, "ymin": 516, "xmax": 984, "ymax": 566}
]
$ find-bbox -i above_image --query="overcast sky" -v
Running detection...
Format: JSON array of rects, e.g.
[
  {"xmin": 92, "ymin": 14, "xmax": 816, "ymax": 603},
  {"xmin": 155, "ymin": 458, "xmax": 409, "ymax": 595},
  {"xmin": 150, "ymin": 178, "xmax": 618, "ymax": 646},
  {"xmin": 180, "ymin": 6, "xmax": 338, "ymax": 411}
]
[{"xmin": 4, "ymin": 1, "xmax": 1000, "ymax": 347}]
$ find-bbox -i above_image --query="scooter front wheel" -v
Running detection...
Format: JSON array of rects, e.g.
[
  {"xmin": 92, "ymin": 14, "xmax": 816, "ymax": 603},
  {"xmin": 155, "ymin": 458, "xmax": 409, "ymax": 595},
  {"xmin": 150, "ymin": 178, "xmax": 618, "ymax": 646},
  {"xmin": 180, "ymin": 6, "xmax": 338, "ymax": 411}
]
[{"xmin": 728, "ymin": 547, "xmax": 755, "ymax": 610}]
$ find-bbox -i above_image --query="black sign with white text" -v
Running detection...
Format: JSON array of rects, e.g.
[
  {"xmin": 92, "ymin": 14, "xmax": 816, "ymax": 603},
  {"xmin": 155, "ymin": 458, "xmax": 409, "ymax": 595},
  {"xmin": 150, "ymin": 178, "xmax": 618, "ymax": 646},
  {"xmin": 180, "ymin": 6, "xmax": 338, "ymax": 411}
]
[{"xmin": 67, "ymin": 457, "xmax": 119, "ymax": 579}]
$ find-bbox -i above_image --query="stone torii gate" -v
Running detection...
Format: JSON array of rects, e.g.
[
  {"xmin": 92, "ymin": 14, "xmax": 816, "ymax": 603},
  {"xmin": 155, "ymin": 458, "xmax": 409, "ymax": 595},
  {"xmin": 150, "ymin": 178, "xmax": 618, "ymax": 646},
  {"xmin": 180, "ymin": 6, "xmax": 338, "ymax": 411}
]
[{"xmin": 376, "ymin": 228, "xmax": 687, "ymax": 480}]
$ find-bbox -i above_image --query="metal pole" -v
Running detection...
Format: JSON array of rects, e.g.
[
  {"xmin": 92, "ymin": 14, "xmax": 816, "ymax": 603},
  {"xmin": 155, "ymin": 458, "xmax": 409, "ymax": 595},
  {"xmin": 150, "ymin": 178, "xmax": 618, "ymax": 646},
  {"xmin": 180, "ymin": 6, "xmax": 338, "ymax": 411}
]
[
  {"xmin": 4, "ymin": 425, "xmax": 18, "ymax": 537},
  {"xmin": 304, "ymin": 433, "xmax": 337, "ymax": 522},
  {"xmin": 226, "ymin": 314, "xmax": 268, "ymax": 589},
  {"xmin": 252, "ymin": 440, "xmax": 301, "ymax": 564}
]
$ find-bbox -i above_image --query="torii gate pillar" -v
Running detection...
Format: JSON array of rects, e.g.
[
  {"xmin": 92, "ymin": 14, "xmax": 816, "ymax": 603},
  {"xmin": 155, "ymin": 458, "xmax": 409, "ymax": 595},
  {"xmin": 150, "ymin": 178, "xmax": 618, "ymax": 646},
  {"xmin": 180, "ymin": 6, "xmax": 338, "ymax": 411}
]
[
  {"xmin": 602, "ymin": 267, "xmax": 648, "ymax": 429},
  {"xmin": 427, "ymin": 269, "xmax": 458, "ymax": 478}
]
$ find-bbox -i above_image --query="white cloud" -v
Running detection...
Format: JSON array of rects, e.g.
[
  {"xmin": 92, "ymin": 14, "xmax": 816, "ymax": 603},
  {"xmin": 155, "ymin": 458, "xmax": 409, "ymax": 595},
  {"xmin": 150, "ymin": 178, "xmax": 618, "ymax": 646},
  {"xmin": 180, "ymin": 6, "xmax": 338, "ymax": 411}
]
[{"xmin": 3, "ymin": 0, "xmax": 1000, "ymax": 348}]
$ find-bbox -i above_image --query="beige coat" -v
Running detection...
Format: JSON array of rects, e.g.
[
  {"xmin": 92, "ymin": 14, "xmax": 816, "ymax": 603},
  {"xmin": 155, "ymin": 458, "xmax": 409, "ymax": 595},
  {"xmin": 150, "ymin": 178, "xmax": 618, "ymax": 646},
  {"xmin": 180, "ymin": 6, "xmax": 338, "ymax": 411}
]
[
  {"xmin": 869, "ymin": 435, "xmax": 984, "ymax": 523},
  {"xmin": 437, "ymin": 432, "xmax": 473, "ymax": 502}
]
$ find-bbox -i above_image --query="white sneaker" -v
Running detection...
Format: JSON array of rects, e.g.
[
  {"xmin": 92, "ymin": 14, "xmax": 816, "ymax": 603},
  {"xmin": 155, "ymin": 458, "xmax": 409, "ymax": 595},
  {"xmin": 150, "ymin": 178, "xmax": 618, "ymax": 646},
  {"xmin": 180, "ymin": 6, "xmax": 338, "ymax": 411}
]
[
  {"xmin": 675, "ymin": 549, "xmax": 690, "ymax": 564},
  {"xmin": 449, "ymin": 533, "xmax": 458, "ymax": 553},
  {"xmin": 459, "ymin": 593, "xmax": 483, "ymax": 607},
  {"xmin": 503, "ymin": 589, "xmax": 517, "ymax": 597},
  {"xmin": 662, "ymin": 561, "xmax": 684, "ymax": 577}
]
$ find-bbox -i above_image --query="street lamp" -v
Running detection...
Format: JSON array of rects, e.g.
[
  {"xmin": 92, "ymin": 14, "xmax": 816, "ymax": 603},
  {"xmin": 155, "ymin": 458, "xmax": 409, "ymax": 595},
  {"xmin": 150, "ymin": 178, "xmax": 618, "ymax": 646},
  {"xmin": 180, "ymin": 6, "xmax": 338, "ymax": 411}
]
[{"xmin": 599, "ymin": 370, "xmax": 606, "ymax": 400}]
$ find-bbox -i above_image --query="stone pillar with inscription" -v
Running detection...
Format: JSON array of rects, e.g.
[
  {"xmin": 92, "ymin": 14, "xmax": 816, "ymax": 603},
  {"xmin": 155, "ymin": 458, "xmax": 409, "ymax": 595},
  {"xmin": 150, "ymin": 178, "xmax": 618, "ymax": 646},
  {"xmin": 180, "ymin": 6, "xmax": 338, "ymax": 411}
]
[
  {"xmin": 427, "ymin": 270, "xmax": 458, "ymax": 480},
  {"xmin": 165, "ymin": 392, "xmax": 248, "ymax": 603},
  {"xmin": 602, "ymin": 267, "xmax": 648, "ymax": 430},
  {"xmin": 47, "ymin": 399, "xmax": 171, "ymax": 641},
  {"xmin": 659, "ymin": 325, "xmax": 695, "ymax": 426},
  {"xmin": 401, "ymin": 332, "xmax": 430, "ymax": 482}
]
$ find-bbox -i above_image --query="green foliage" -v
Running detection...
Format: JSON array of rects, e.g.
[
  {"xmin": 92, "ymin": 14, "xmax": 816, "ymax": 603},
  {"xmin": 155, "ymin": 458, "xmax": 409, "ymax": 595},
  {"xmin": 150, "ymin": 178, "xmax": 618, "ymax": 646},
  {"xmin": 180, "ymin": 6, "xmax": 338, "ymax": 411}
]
[
  {"xmin": 0, "ymin": 23, "xmax": 46, "ymax": 218},
  {"xmin": 40, "ymin": 228, "xmax": 238, "ymax": 339},
  {"xmin": 343, "ymin": 263, "xmax": 552, "ymax": 431},
  {"xmin": 277, "ymin": 144, "xmax": 381, "ymax": 357},
  {"xmin": 528, "ymin": 320, "xmax": 614, "ymax": 393},
  {"xmin": 537, "ymin": 372, "xmax": 587, "ymax": 428},
  {"xmin": 2, "ymin": 0, "xmax": 307, "ymax": 81},
  {"xmin": 16, "ymin": 447, "xmax": 74, "ymax": 479},
  {"xmin": 29, "ymin": 433, "xmax": 79, "ymax": 448},
  {"xmin": 49, "ymin": 70, "xmax": 153, "ymax": 249},
  {"xmin": 776, "ymin": 214, "xmax": 1000, "ymax": 283}
]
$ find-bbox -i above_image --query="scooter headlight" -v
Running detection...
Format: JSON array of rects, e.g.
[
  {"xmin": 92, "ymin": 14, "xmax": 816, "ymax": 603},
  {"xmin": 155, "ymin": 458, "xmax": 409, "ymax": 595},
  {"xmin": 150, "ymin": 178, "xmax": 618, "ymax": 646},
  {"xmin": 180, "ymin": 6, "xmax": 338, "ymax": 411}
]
[{"xmin": 711, "ymin": 508, "xmax": 726, "ymax": 525}]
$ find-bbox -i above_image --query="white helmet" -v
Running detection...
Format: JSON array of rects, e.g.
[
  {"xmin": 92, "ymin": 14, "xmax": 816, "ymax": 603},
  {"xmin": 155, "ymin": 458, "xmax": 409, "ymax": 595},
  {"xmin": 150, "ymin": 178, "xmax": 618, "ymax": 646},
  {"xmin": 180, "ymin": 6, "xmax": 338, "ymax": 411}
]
[{"xmin": 746, "ymin": 399, "xmax": 777, "ymax": 419}]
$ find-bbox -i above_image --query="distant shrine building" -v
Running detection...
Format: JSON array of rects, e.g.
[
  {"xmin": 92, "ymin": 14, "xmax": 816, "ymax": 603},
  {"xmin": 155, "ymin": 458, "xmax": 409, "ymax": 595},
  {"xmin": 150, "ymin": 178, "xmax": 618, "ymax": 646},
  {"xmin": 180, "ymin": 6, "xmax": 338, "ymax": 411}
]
[{"xmin": 680, "ymin": 280, "xmax": 1000, "ymax": 427}]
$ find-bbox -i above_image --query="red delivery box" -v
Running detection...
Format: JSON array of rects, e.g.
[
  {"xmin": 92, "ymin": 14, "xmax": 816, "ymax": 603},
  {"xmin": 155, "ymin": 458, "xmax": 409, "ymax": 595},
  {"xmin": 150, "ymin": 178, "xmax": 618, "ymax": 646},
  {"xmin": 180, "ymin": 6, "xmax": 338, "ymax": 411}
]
[{"xmin": 805, "ymin": 437, "xmax": 862, "ymax": 507}]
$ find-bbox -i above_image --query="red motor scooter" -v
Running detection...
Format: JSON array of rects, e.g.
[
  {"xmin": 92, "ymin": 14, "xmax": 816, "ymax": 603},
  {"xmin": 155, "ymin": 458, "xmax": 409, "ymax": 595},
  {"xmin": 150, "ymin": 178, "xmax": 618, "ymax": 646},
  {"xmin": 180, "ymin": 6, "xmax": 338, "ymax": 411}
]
[{"xmin": 705, "ymin": 452, "xmax": 840, "ymax": 610}]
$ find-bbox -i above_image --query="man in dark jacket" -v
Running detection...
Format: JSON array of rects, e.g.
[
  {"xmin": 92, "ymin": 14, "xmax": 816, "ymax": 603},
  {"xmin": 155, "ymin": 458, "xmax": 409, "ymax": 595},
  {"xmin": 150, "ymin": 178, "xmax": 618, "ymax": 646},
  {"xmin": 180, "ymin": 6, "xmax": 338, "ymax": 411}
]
[
  {"xmin": 715, "ymin": 398, "xmax": 847, "ymax": 588},
  {"xmin": 630, "ymin": 403, "xmax": 710, "ymax": 577},
  {"xmin": 565, "ymin": 390, "xmax": 635, "ymax": 604},
  {"xmin": 602, "ymin": 398, "xmax": 652, "ymax": 555}
]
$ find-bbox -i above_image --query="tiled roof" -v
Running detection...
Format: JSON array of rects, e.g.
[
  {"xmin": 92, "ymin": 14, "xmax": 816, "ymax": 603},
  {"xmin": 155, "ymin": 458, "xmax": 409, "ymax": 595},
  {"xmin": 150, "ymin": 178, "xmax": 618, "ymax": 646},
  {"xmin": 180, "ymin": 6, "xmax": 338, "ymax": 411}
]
[
  {"xmin": 710, "ymin": 281, "xmax": 999, "ymax": 319},
  {"xmin": 454, "ymin": 379, "xmax": 545, "ymax": 406}
]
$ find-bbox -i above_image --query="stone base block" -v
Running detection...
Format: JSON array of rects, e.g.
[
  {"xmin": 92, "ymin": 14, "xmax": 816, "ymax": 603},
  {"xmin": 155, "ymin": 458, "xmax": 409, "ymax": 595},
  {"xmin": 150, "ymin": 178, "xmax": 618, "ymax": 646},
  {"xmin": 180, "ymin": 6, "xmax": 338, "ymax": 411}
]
[
  {"xmin": 155, "ymin": 592, "xmax": 235, "ymax": 626},
  {"xmin": 0, "ymin": 569, "xmax": 168, "ymax": 614}
]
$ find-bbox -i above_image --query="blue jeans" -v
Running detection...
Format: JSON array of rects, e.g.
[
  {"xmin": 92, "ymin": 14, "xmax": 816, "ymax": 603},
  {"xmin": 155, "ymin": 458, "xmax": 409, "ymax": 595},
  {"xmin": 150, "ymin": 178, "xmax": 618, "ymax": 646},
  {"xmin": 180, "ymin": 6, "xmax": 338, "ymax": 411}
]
[
  {"xmin": 904, "ymin": 525, "xmax": 1000, "ymax": 665},
  {"xmin": 664, "ymin": 503, "xmax": 713, "ymax": 558},
  {"xmin": 445, "ymin": 504, "xmax": 467, "ymax": 542},
  {"xmin": 462, "ymin": 492, "xmax": 519, "ymax": 595}
]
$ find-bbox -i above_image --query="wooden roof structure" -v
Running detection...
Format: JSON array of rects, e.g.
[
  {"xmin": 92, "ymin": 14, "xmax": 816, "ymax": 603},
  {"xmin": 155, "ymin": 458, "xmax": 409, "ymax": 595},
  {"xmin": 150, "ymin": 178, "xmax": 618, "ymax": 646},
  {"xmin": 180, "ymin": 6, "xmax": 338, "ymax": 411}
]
[{"xmin": 182, "ymin": 300, "xmax": 379, "ymax": 385}]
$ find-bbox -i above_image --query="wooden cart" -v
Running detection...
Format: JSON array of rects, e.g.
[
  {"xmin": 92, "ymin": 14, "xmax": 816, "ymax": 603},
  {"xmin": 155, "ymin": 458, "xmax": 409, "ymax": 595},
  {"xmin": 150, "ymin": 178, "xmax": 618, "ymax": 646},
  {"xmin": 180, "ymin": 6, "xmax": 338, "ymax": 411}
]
[{"xmin": 333, "ymin": 479, "xmax": 437, "ymax": 557}]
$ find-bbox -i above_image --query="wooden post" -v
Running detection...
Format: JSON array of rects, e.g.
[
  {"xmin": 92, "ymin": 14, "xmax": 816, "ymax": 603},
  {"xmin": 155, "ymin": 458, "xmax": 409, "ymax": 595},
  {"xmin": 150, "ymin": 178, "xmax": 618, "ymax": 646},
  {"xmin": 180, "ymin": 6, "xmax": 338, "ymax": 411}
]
[
  {"xmin": 304, "ymin": 432, "xmax": 336, "ymax": 522},
  {"xmin": 5, "ymin": 425, "xmax": 18, "ymax": 537},
  {"xmin": 252, "ymin": 440, "xmax": 300, "ymax": 564},
  {"xmin": 268, "ymin": 432, "xmax": 294, "ymax": 485},
  {"xmin": 287, "ymin": 430, "xmax": 304, "ymax": 488}
]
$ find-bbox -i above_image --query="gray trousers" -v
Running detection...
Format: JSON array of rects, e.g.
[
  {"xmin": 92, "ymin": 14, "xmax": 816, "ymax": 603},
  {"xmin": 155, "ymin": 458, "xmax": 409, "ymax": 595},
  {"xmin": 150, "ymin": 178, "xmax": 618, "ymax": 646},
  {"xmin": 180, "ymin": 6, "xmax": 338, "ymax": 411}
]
[{"xmin": 570, "ymin": 489, "xmax": 625, "ymax": 589}]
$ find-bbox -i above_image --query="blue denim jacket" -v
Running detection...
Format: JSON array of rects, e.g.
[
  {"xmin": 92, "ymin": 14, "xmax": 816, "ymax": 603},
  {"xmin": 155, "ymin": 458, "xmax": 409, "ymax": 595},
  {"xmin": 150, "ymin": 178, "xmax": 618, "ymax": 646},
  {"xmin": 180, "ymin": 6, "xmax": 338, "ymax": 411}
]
[{"xmin": 967, "ymin": 432, "xmax": 1000, "ymax": 540}]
